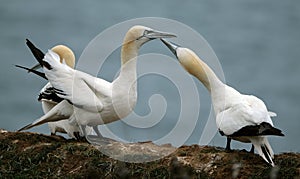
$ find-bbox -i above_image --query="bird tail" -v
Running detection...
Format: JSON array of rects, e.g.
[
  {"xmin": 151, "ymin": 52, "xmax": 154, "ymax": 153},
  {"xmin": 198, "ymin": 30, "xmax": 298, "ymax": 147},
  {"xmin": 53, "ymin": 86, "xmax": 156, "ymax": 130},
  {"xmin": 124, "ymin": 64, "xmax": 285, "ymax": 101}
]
[
  {"xmin": 18, "ymin": 112, "xmax": 61, "ymax": 132},
  {"xmin": 18, "ymin": 100, "xmax": 72, "ymax": 132},
  {"xmin": 250, "ymin": 136, "xmax": 274, "ymax": 166}
]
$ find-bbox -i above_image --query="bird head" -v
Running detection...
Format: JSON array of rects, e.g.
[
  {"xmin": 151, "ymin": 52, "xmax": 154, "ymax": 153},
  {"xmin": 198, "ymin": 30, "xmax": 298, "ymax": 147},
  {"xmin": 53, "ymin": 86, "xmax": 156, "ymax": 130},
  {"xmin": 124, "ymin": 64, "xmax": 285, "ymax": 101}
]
[
  {"xmin": 124, "ymin": 25, "xmax": 176, "ymax": 47},
  {"xmin": 51, "ymin": 45, "xmax": 75, "ymax": 69},
  {"xmin": 160, "ymin": 39, "xmax": 204, "ymax": 78},
  {"xmin": 28, "ymin": 43, "xmax": 75, "ymax": 71}
]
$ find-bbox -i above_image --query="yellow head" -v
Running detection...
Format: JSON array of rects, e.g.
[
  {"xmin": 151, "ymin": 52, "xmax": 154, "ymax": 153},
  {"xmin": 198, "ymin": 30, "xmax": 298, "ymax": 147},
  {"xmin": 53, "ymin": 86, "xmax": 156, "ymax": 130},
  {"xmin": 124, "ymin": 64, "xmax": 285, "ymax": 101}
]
[
  {"xmin": 120, "ymin": 25, "xmax": 176, "ymax": 65},
  {"xmin": 123, "ymin": 25, "xmax": 176, "ymax": 47},
  {"xmin": 51, "ymin": 45, "xmax": 75, "ymax": 69},
  {"xmin": 161, "ymin": 39, "xmax": 218, "ymax": 91}
]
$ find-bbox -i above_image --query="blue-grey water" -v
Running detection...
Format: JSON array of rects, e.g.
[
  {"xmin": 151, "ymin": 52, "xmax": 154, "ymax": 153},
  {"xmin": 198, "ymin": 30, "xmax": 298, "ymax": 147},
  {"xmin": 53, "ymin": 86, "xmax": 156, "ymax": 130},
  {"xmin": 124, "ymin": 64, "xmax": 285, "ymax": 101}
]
[{"xmin": 0, "ymin": 0, "xmax": 299, "ymax": 153}]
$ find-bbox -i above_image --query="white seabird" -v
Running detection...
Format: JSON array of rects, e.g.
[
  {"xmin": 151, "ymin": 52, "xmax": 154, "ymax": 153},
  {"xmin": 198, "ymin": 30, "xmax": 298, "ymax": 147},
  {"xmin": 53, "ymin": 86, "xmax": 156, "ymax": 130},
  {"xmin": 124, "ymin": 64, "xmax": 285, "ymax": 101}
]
[
  {"xmin": 18, "ymin": 26, "xmax": 176, "ymax": 141},
  {"xmin": 39, "ymin": 45, "xmax": 82, "ymax": 139},
  {"xmin": 161, "ymin": 39, "xmax": 284, "ymax": 166},
  {"xmin": 16, "ymin": 43, "xmax": 93, "ymax": 139}
]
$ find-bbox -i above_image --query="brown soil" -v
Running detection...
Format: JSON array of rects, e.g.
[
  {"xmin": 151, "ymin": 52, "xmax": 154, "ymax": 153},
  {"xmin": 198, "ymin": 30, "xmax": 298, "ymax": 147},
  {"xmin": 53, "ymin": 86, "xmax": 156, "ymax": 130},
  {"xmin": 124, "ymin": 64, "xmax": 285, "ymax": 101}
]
[{"xmin": 0, "ymin": 129, "xmax": 299, "ymax": 178}]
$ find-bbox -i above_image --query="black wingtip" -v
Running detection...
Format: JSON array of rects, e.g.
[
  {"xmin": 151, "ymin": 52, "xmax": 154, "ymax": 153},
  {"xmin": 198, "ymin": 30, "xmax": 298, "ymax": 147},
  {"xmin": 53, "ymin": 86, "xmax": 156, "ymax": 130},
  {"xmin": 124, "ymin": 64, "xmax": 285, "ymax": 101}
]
[
  {"xmin": 265, "ymin": 125, "xmax": 285, "ymax": 137},
  {"xmin": 230, "ymin": 122, "xmax": 285, "ymax": 137},
  {"xmin": 25, "ymin": 39, "xmax": 45, "ymax": 64},
  {"xmin": 278, "ymin": 131, "xmax": 285, "ymax": 136},
  {"xmin": 15, "ymin": 64, "xmax": 48, "ymax": 80},
  {"xmin": 25, "ymin": 39, "xmax": 36, "ymax": 51},
  {"xmin": 25, "ymin": 39, "xmax": 53, "ymax": 70}
]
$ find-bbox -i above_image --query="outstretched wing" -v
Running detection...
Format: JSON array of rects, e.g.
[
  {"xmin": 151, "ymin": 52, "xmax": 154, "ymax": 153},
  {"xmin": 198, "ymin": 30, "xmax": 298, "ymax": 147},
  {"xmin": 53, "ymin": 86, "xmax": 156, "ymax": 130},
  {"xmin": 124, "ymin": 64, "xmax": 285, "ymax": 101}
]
[{"xmin": 42, "ymin": 50, "xmax": 107, "ymax": 112}]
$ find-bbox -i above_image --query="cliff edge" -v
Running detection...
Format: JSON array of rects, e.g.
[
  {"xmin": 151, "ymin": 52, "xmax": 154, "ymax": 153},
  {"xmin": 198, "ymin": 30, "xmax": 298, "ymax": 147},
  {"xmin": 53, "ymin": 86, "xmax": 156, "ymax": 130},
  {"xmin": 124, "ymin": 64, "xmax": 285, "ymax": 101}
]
[{"xmin": 0, "ymin": 129, "xmax": 299, "ymax": 178}]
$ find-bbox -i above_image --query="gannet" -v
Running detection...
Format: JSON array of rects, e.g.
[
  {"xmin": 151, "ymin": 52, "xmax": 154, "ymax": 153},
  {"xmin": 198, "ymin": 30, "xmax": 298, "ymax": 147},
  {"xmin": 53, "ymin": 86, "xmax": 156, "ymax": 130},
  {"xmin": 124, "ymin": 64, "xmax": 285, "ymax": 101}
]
[
  {"xmin": 161, "ymin": 39, "xmax": 284, "ymax": 166},
  {"xmin": 18, "ymin": 26, "xmax": 176, "ymax": 140},
  {"xmin": 16, "ymin": 43, "xmax": 92, "ymax": 139},
  {"xmin": 39, "ymin": 45, "xmax": 82, "ymax": 139}
]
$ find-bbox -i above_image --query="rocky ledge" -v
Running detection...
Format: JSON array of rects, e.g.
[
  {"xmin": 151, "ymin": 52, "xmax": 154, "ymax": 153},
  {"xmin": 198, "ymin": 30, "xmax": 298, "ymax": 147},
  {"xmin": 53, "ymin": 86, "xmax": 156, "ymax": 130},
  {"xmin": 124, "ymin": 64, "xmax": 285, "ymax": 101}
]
[{"xmin": 0, "ymin": 129, "xmax": 299, "ymax": 178}]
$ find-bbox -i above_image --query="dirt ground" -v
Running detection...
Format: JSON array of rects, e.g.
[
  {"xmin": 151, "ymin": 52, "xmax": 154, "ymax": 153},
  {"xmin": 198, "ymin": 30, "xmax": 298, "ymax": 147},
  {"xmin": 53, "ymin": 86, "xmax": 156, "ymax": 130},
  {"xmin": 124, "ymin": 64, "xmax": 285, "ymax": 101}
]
[{"xmin": 0, "ymin": 129, "xmax": 299, "ymax": 178}]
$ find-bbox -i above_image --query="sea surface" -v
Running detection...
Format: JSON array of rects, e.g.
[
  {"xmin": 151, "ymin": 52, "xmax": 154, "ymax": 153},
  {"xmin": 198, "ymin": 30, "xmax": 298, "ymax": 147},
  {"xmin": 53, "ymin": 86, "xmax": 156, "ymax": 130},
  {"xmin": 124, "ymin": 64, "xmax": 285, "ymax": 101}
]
[{"xmin": 0, "ymin": 0, "xmax": 299, "ymax": 153}]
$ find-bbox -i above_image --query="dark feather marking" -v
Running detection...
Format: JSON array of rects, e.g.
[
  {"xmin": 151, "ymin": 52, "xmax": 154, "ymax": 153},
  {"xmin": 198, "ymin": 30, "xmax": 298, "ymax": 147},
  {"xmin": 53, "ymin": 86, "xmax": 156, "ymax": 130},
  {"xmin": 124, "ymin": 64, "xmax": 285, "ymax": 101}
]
[
  {"xmin": 229, "ymin": 122, "xmax": 284, "ymax": 137},
  {"xmin": 26, "ymin": 39, "xmax": 44, "ymax": 62},
  {"xmin": 261, "ymin": 145, "xmax": 272, "ymax": 164},
  {"xmin": 52, "ymin": 88, "xmax": 67, "ymax": 96},
  {"xmin": 53, "ymin": 87, "xmax": 64, "ymax": 93},
  {"xmin": 42, "ymin": 61, "xmax": 52, "ymax": 70},
  {"xmin": 15, "ymin": 65, "xmax": 47, "ymax": 80},
  {"xmin": 53, "ymin": 90, "xmax": 67, "ymax": 96},
  {"xmin": 38, "ymin": 87, "xmax": 64, "ymax": 103},
  {"xmin": 26, "ymin": 39, "xmax": 52, "ymax": 70},
  {"xmin": 66, "ymin": 99, "xmax": 73, "ymax": 105}
]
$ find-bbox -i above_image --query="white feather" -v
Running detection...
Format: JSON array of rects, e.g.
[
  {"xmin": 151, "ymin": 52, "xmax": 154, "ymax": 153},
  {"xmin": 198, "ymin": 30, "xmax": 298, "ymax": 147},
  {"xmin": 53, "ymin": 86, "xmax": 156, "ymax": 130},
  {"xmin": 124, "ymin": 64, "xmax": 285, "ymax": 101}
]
[
  {"xmin": 268, "ymin": 111, "xmax": 277, "ymax": 117},
  {"xmin": 39, "ymin": 82, "xmax": 82, "ymax": 139},
  {"xmin": 215, "ymin": 87, "xmax": 274, "ymax": 135},
  {"xmin": 250, "ymin": 137, "xmax": 274, "ymax": 166},
  {"xmin": 20, "ymin": 26, "xmax": 173, "ymax": 138},
  {"xmin": 167, "ymin": 43, "xmax": 283, "ymax": 166}
]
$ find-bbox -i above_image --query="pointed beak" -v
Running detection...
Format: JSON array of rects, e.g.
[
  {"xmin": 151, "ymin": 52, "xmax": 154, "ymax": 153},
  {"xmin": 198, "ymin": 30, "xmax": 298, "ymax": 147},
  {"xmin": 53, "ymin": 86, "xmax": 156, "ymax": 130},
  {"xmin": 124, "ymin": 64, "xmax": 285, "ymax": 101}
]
[
  {"xmin": 160, "ymin": 39, "xmax": 180, "ymax": 58},
  {"xmin": 144, "ymin": 30, "xmax": 176, "ymax": 39}
]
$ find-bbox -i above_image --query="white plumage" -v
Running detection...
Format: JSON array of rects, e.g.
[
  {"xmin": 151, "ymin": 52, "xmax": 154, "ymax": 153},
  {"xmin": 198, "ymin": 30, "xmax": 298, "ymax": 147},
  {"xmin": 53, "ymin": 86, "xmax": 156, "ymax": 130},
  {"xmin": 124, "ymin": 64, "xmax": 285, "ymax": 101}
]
[
  {"xmin": 18, "ymin": 26, "xmax": 175, "ymax": 140},
  {"xmin": 215, "ymin": 86, "xmax": 274, "ymax": 135},
  {"xmin": 161, "ymin": 39, "xmax": 284, "ymax": 166},
  {"xmin": 17, "ymin": 44, "xmax": 87, "ymax": 139},
  {"xmin": 40, "ymin": 82, "xmax": 82, "ymax": 139}
]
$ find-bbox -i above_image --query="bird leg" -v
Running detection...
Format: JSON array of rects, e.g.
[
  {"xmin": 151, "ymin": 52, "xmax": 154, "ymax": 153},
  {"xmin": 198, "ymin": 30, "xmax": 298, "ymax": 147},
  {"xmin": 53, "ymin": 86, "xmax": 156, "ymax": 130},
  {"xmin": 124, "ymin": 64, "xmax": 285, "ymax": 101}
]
[
  {"xmin": 93, "ymin": 126, "xmax": 103, "ymax": 138},
  {"xmin": 249, "ymin": 144, "xmax": 254, "ymax": 153},
  {"xmin": 225, "ymin": 137, "xmax": 232, "ymax": 151},
  {"xmin": 73, "ymin": 132, "xmax": 81, "ymax": 140}
]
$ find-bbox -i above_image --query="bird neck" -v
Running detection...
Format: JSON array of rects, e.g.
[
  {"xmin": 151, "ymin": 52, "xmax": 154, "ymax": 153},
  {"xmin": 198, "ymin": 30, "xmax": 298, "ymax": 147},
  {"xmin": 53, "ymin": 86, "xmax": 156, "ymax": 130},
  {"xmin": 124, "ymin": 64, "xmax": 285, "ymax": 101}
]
[
  {"xmin": 111, "ymin": 40, "xmax": 138, "ymax": 117},
  {"xmin": 188, "ymin": 57, "xmax": 228, "ymax": 115},
  {"xmin": 119, "ymin": 41, "xmax": 138, "ymax": 82},
  {"xmin": 184, "ymin": 56, "xmax": 224, "ymax": 93}
]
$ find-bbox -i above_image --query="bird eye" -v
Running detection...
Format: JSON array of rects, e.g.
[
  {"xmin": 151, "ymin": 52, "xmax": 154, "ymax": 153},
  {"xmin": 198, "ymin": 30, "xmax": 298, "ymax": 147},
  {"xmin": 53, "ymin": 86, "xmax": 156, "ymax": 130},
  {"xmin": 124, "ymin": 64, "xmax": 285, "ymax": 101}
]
[
  {"xmin": 143, "ymin": 30, "xmax": 150, "ymax": 36},
  {"xmin": 135, "ymin": 30, "xmax": 155, "ymax": 41},
  {"xmin": 135, "ymin": 30, "xmax": 148, "ymax": 41}
]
